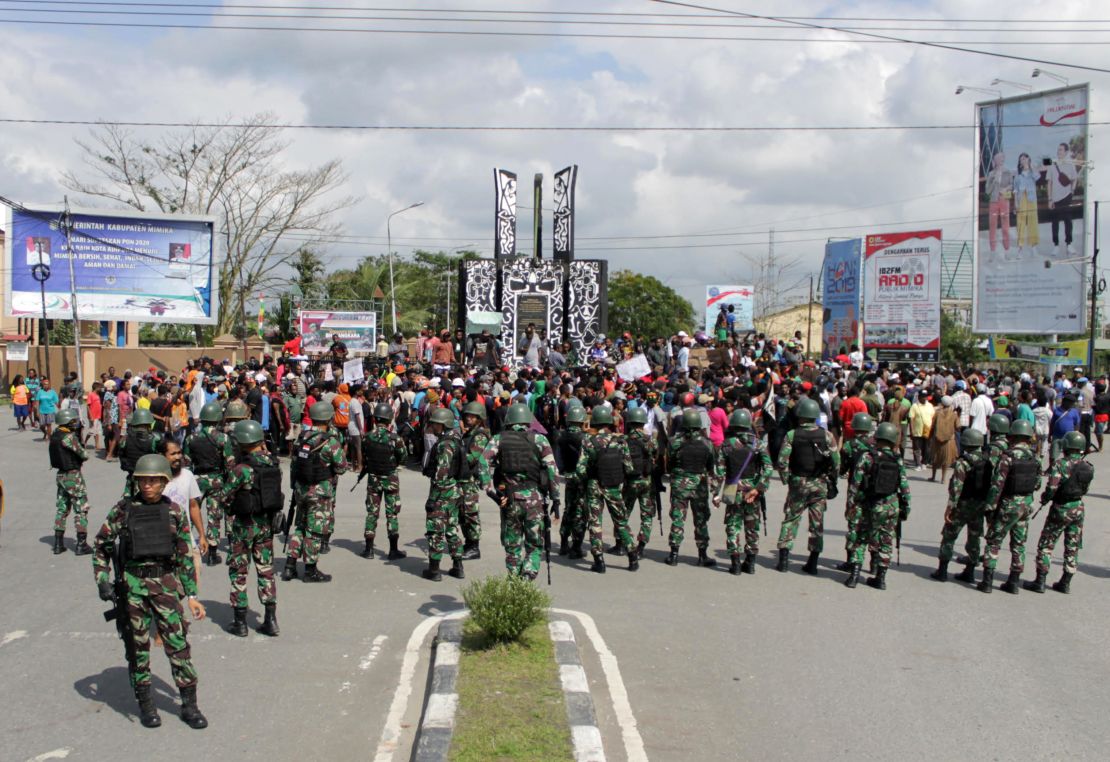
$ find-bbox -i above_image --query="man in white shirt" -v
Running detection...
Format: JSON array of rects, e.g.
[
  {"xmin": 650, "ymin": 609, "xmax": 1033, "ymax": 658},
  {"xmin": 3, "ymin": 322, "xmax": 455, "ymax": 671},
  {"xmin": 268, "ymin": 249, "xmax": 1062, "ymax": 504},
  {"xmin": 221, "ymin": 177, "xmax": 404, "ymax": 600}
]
[
  {"xmin": 160, "ymin": 439, "xmax": 205, "ymax": 597},
  {"xmin": 968, "ymin": 384, "xmax": 994, "ymax": 435}
]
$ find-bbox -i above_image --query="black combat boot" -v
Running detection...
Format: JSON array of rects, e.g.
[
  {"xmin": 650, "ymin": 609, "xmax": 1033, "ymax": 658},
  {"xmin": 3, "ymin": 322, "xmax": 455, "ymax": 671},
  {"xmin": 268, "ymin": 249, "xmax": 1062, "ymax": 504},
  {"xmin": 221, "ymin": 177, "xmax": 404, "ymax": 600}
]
[
  {"xmin": 606, "ymin": 541, "xmax": 627, "ymax": 557},
  {"xmin": 258, "ymin": 603, "xmax": 279, "ymax": 637},
  {"xmin": 802, "ymin": 551, "xmax": 820, "ymax": 575},
  {"xmin": 387, "ymin": 534, "xmax": 408, "ymax": 560},
  {"xmin": 205, "ymin": 546, "xmax": 221, "ymax": 566},
  {"xmin": 448, "ymin": 557, "xmax": 465, "ymax": 579},
  {"xmin": 866, "ymin": 566, "xmax": 887, "ymax": 590},
  {"xmin": 178, "ymin": 685, "xmax": 208, "ymax": 729},
  {"xmin": 776, "ymin": 548, "xmax": 789, "ymax": 573},
  {"xmin": 303, "ymin": 564, "xmax": 332, "ymax": 583},
  {"xmin": 361, "ymin": 537, "xmax": 375, "ymax": 559},
  {"xmin": 569, "ymin": 536, "xmax": 585, "ymax": 560},
  {"xmin": 462, "ymin": 541, "xmax": 480, "ymax": 560},
  {"xmin": 135, "ymin": 685, "xmax": 161, "ymax": 728},
  {"xmin": 1023, "ymin": 571, "xmax": 1047, "ymax": 593},
  {"xmin": 729, "ymin": 554, "xmax": 741, "ymax": 575},
  {"xmin": 320, "ymin": 537, "xmax": 331, "ymax": 554},
  {"xmin": 422, "ymin": 559, "xmax": 442, "ymax": 582},
  {"xmin": 52, "ymin": 530, "xmax": 66, "ymax": 555},
  {"xmin": 1000, "ymin": 570, "xmax": 1021, "ymax": 595},
  {"xmin": 954, "ymin": 562, "xmax": 976, "ymax": 584},
  {"xmin": 628, "ymin": 549, "xmax": 640, "ymax": 572},
  {"xmin": 836, "ymin": 558, "xmax": 852, "ymax": 572},
  {"xmin": 697, "ymin": 547, "xmax": 716, "ymax": 568},
  {"xmin": 931, "ymin": 560, "xmax": 949, "ymax": 582},
  {"xmin": 280, "ymin": 557, "xmax": 299, "ymax": 581},
  {"xmin": 665, "ymin": 545, "xmax": 679, "ymax": 566},
  {"xmin": 977, "ymin": 568, "xmax": 994, "ymax": 594},
  {"xmin": 1052, "ymin": 571, "xmax": 1073, "ymax": 594},
  {"xmin": 742, "ymin": 551, "xmax": 756, "ymax": 574},
  {"xmin": 591, "ymin": 554, "xmax": 606, "ymax": 574},
  {"xmin": 844, "ymin": 563, "xmax": 861, "ymax": 589},
  {"xmin": 558, "ymin": 534, "xmax": 571, "ymax": 557},
  {"xmin": 74, "ymin": 533, "xmax": 92, "ymax": 555},
  {"xmin": 227, "ymin": 607, "xmax": 248, "ymax": 637},
  {"xmin": 636, "ymin": 539, "xmax": 646, "ymax": 557}
]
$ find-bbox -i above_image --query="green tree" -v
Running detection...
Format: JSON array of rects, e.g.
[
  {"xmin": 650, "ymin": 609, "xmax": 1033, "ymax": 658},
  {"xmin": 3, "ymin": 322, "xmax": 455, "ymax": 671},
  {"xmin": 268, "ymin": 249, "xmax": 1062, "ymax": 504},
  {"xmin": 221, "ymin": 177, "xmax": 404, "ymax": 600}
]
[
  {"xmin": 940, "ymin": 309, "xmax": 986, "ymax": 365},
  {"xmin": 607, "ymin": 270, "xmax": 695, "ymax": 339},
  {"xmin": 291, "ymin": 248, "xmax": 327, "ymax": 302}
]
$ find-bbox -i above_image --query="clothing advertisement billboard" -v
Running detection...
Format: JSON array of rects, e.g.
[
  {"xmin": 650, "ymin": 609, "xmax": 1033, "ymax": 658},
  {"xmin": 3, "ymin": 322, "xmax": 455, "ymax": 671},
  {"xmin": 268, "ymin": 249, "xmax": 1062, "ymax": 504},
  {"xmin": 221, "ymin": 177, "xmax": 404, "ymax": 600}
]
[
  {"xmin": 820, "ymin": 239, "xmax": 861, "ymax": 361},
  {"xmin": 973, "ymin": 85, "xmax": 1089, "ymax": 334},
  {"xmin": 705, "ymin": 285, "xmax": 754, "ymax": 337},
  {"xmin": 863, "ymin": 230, "xmax": 941, "ymax": 363}
]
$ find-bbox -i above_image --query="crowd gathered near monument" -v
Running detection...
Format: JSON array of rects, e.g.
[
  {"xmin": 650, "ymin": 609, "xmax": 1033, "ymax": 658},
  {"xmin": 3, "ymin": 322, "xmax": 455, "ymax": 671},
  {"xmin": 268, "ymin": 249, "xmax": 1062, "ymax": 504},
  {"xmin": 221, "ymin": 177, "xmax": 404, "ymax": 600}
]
[{"xmin": 10, "ymin": 322, "xmax": 1102, "ymax": 729}]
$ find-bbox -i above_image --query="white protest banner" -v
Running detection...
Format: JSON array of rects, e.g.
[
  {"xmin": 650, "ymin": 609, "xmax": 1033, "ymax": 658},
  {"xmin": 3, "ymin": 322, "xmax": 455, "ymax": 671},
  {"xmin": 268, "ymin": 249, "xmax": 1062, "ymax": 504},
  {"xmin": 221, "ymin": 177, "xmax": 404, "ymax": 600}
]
[
  {"xmin": 343, "ymin": 359, "xmax": 365, "ymax": 385},
  {"xmin": 617, "ymin": 353, "xmax": 651, "ymax": 381}
]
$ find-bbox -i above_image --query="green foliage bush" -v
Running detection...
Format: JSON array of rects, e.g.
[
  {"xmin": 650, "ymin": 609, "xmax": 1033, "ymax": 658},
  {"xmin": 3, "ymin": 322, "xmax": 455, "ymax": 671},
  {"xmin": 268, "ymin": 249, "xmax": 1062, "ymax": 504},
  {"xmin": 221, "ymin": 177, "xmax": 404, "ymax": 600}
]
[{"xmin": 462, "ymin": 575, "xmax": 551, "ymax": 643}]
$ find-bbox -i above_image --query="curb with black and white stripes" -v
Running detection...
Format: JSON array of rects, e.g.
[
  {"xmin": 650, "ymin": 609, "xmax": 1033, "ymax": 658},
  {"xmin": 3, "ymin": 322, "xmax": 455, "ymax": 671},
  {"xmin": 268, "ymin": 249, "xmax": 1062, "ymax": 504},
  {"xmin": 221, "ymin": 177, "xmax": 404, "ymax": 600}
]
[
  {"xmin": 413, "ymin": 618, "xmax": 461, "ymax": 762},
  {"xmin": 550, "ymin": 618, "xmax": 606, "ymax": 762}
]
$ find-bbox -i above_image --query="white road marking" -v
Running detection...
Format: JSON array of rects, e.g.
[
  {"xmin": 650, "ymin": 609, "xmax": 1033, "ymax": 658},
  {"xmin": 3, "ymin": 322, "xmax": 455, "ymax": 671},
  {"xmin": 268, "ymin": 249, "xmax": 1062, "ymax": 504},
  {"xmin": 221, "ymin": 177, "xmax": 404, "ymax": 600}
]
[
  {"xmin": 1, "ymin": 630, "xmax": 28, "ymax": 648},
  {"xmin": 435, "ymin": 641, "xmax": 460, "ymax": 667},
  {"xmin": 360, "ymin": 634, "xmax": 388, "ymax": 671},
  {"xmin": 571, "ymin": 726, "xmax": 606, "ymax": 762},
  {"xmin": 549, "ymin": 620, "xmax": 575, "ymax": 642},
  {"xmin": 560, "ymin": 664, "xmax": 590, "ymax": 694},
  {"xmin": 26, "ymin": 749, "xmax": 73, "ymax": 762},
  {"xmin": 421, "ymin": 693, "xmax": 458, "ymax": 729}
]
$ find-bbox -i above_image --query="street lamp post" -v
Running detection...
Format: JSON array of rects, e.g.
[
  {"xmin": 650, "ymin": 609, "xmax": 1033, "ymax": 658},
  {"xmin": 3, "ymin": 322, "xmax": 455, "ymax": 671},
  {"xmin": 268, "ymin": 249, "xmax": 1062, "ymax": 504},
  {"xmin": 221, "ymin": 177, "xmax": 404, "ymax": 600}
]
[{"xmin": 387, "ymin": 201, "xmax": 424, "ymax": 336}]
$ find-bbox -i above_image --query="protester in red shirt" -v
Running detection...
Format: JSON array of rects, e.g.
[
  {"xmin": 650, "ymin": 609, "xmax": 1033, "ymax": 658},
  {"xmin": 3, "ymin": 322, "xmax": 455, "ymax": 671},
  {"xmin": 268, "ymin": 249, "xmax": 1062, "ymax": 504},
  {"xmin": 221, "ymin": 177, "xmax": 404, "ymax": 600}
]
[
  {"xmin": 282, "ymin": 332, "xmax": 302, "ymax": 356},
  {"xmin": 838, "ymin": 385, "xmax": 868, "ymax": 440}
]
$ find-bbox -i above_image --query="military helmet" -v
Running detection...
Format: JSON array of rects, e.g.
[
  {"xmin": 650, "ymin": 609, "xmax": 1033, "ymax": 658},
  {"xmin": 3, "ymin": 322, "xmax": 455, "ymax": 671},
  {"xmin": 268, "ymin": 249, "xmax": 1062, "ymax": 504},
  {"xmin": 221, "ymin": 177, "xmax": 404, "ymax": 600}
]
[
  {"xmin": 233, "ymin": 419, "xmax": 265, "ymax": 445},
  {"xmin": 988, "ymin": 414, "xmax": 1010, "ymax": 435},
  {"xmin": 1008, "ymin": 419, "xmax": 1034, "ymax": 439},
  {"xmin": 200, "ymin": 401, "xmax": 224, "ymax": 424},
  {"xmin": 850, "ymin": 412, "xmax": 874, "ymax": 433},
  {"xmin": 591, "ymin": 406, "xmax": 614, "ymax": 426},
  {"xmin": 506, "ymin": 404, "xmax": 534, "ymax": 426},
  {"xmin": 566, "ymin": 404, "xmax": 587, "ymax": 424},
  {"xmin": 462, "ymin": 401, "xmax": 487, "ymax": 421},
  {"xmin": 681, "ymin": 408, "xmax": 702, "ymax": 431},
  {"xmin": 132, "ymin": 453, "xmax": 172, "ymax": 481},
  {"xmin": 1062, "ymin": 430, "xmax": 1087, "ymax": 452},
  {"xmin": 224, "ymin": 399, "xmax": 250, "ymax": 421},
  {"xmin": 55, "ymin": 409, "xmax": 78, "ymax": 427},
  {"xmin": 428, "ymin": 407, "xmax": 455, "ymax": 428},
  {"xmin": 874, "ymin": 422, "xmax": 899, "ymax": 445},
  {"xmin": 728, "ymin": 409, "xmax": 753, "ymax": 431},
  {"xmin": 129, "ymin": 408, "xmax": 155, "ymax": 427},
  {"xmin": 960, "ymin": 429, "xmax": 985, "ymax": 448},
  {"xmin": 309, "ymin": 401, "xmax": 333, "ymax": 424},
  {"xmin": 373, "ymin": 402, "xmax": 394, "ymax": 422},
  {"xmin": 795, "ymin": 397, "xmax": 820, "ymax": 421},
  {"xmin": 625, "ymin": 407, "xmax": 647, "ymax": 426}
]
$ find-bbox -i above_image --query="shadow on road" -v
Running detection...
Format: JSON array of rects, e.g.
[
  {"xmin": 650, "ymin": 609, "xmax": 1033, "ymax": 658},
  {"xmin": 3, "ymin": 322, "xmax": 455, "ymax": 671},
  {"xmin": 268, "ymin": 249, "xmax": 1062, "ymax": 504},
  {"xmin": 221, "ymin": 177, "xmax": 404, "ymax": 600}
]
[
  {"xmin": 418, "ymin": 594, "xmax": 463, "ymax": 617},
  {"xmin": 74, "ymin": 667, "xmax": 177, "ymax": 724}
]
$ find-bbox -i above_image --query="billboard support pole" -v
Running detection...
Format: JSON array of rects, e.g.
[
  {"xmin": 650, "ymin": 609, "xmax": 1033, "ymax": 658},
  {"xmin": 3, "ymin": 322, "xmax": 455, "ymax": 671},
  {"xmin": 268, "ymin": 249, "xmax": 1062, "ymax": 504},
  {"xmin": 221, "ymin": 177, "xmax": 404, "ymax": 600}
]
[
  {"xmin": 39, "ymin": 274, "xmax": 50, "ymax": 381},
  {"xmin": 1090, "ymin": 200, "xmax": 1101, "ymax": 375},
  {"xmin": 62, "ymin": 198, "xmax": 83, "ymax": 390},
  {"xmin": 806, "ymin": 274, "xmax": 814, "ymax": 361}
]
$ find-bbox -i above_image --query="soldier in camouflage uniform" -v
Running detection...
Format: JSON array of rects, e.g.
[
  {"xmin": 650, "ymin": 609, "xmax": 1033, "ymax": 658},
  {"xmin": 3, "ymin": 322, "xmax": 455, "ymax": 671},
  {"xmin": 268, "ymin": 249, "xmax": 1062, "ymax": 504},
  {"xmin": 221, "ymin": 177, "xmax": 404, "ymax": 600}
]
[
  {"xmin": 955, "ymin": 414, "xmax": 1011, "ymax": 567},
  {"xmin": 49, "ymin": 409, "xmax": 91, "ymax": 555},
  {"xmin": 184, "ymin": 401, "xmax": 236, "ymax": 566},
  {"xmin": 665, "ymin": 408, "xmax": 722, "ymax": 568},
  {"xmin": 930, "ymin": 429, "xmax": 990, "ymax": 584},
  {"xmin": 282, "ymin": 401, "xmax": 347, "ymax": 583},
  {"xmin": 92, "ymin": 454, "xmax": 208, "ymax": 730},
  {"xmin": 716, "ymin": 409, "xmax": 773, "ymax": 575},
  {"xmin": 842, "ymin": 422, "xmax": 910, "ymax": 590},
  {"xmin": 1025, "ymin": 430, "xmax": 1091, "ymax": 594},
  {"xmin": 556, "ymin": 403, "xmax": 588, "ymax": 559},
  {"xmin": 118, "ymin": 408, "xmax": 162, "ymax": 500},
  {"xmin": 360, "ymin": 402, "xmax": 409, "ymax": 561},
  {"xmin": 775, "ymin": 398, "xmax": 839, "ymax": 574},
  {"xmin": 216, "ymin": 420, "xmax": 283, "ymax": 637},
  {"xmin": 574, "ymin": 406, "xmax": 636, "ymax": 573},
  {"xmin": 623, "ymin": 407, "xmax": 660, "ymax": 557},
  {"xmin": 836, "ymin": 412, "xmax": 874, "ymax": 572},
  {"xmin": 979, "ymin": 419, "xmax": 1042, "ymax": 594},
  {"xmin": 422, "ymin": 407, "xmax": 466, "ymax": 581},
  {"xmin": 459, "ymin": 401, "xmax": 490, "ymax": 560},
  {"xmin": 480, "ymin": 404, "xmax": 560, "ymax": 578}
]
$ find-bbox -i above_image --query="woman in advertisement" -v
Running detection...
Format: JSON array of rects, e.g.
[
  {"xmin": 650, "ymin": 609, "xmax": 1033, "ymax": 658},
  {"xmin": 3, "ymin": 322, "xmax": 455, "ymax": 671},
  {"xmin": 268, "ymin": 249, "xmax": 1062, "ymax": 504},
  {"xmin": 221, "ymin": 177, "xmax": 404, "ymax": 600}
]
[
  {"xmin": 984, "ymin": 152, "xmax": 1013, "ymax": 257},
  {"xmin": 1012, "ymin": 152, "xmax": 1040, "ymax": 260}
]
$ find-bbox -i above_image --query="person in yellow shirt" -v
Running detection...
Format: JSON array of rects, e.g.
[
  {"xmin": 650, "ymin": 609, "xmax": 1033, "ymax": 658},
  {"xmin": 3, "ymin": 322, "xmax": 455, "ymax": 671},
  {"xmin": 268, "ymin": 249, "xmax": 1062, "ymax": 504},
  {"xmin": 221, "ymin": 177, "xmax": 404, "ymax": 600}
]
[{"xmin": 908, "ymin": 390, "xmax": 935, "ymax": 472}]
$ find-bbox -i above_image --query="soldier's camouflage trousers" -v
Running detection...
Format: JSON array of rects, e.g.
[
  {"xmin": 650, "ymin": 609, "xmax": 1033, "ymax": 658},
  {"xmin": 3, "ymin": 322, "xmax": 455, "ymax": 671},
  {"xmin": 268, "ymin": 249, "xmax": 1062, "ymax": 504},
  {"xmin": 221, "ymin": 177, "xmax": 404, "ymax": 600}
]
[
  {"xmin": 938, "ymin": 500, "xmax": 985, "ymax": 564},
  {"xmin": 501, "ymin": 489, "xmax": 544, "ymax": 576},
  {"xmin": 588, "ymin": 482, "xmax": 633, "ymax": 556},
  {"xmin": 365, "ymin": 473, "xmax": 402, "ymax": 539},
  {"xmin": 843, "ymin": 498, "xmax": 869, "ymax": 557},
  {"xmin": 982, "ymin": 498, "xmax": 1031, "ymax": 573},
  {"xmin": 288, "ymin": 486, "xmax": 334, "ymax": 565},
  {"xmin": 858, "ymin": 498, "xmax": 899, "ymax": 568},
  {"xmin": 560, "ymin": 479, "xmax": 586, "ymax": 543},
  {"xmin": 123, "ymin": 570, "xmax": 197, "ymax": 690},
  {"xmin": 460, "ymin": 481, "xmax": 482, "ymax": 544},
  {"xmin": 1035, "ymin": 502, "xmax": 1085, "ymax": 575},
  {"xmin": 227, "ymin": 515, "xmax": 276, "ymax": 608},
  {"xmin": 777, "ymin": 478, "xmax": 827, "ymax": 553},
  {"xmin": 54, "ymin": 470, "xmax": 89, "ymax": 533},
  {"xmin": 425, "ymin": 489, "xmax": 462, "ymax": 562},
  {"xmin": 724, "ymin": 498, "xmax": 761, "ymax": 556},
  {"xmin": 196, "ymin": 473, "xmax": 227, "ymax": 546},
  {"xmin": 669, "ymin": 473, "xmax": 710, "ymax": 550},
  {"xmin": 623, "ymin": 477, "xmax": 657, "ymax": 546}
]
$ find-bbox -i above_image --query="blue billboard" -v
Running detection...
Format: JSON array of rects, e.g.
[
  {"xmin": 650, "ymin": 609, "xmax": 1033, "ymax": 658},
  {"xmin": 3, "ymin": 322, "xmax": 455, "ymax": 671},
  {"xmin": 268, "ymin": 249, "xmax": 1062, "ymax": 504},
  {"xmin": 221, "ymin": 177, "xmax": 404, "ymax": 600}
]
[{"xmin": 821, "ymin": 239, "xmax": 861, "ymax": 361}]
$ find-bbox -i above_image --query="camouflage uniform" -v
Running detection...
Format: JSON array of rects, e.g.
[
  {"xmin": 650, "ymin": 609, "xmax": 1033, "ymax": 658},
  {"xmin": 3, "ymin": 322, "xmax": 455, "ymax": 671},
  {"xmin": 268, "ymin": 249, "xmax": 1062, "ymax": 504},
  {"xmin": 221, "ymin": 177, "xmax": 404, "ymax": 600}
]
[
  {"xmin": 982, "ymin": 442, "xmax": 1041, "ymax": 575},
  {"xmin": 425, "ymin": 429, "xmax": 466, "ymax": 563},
  {"xmin": 185, "ymin": 424, "xmax": 236, "ymax": 548},
  {"xmin": 481, "ymin": 425, "xmax": 559, "ymax": 576},
  {"xmin": 289, "ymin": 428, "xmax": 347, "ymax": 565},
  {"xmin": 1034, "ymin": 453, "xmax": 1087, "ymax": 576},
  {"xmin": 362, "ymin": 426, "xmax": 408, "ymax": 540},
  {"xmin": 216, "ymin": 451, "xmax": 280, "ymax": 610},
  {"xmin": 666, "ymin": 430, "xmax": 723, "ymax": 552},
  {"xmin": 775, "ymin": 424, "xmax": 839, "ymax": 553},
  {"xmin": 719, "ymin": 433, "xmax": 773, "ymax": 557},
  {"xmin": 574, "ymin": 429, "xmax": 636, "ymax": 558},
  {"xmin": 556, "ymin": 426, "xmax": 588, "ymax": 553},
  {"xmin": 460, "ymin": 425, "xmax": 491, "ymax": 546},
  {"xmin": 92, "ymin": 497, "xmax": 199, "ymax": 690},
  {"xmin": 937, "ymin": 450, "xmax": 989, "ymax": 565},
  {"xmin": 846, "ymin": 449, "xmax": 910, "ymax": 569},
  {"xmin": 52, "ymin": 429, "xmax": 90, "ymax": 534},
  {"xmin": 624, "ymin": 427, "xmax": 660, "ymax": 547}
]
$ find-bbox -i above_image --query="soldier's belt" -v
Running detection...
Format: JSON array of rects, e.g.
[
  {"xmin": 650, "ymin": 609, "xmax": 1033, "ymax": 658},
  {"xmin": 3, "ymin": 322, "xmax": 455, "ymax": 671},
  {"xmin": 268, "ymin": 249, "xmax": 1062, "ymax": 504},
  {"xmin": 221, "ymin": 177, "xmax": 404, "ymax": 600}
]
[{"xmin": 126, "ymin": 562, "xmax": 174, "ymax": 577}]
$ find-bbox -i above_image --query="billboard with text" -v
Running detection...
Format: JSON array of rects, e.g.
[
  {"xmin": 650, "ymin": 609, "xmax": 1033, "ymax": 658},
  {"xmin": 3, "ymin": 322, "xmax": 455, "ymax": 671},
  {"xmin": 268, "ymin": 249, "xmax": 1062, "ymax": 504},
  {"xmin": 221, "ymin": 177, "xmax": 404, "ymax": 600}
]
[{"xmin": 863, "ymin": 230, "xmax": 941, "ymax": 363}]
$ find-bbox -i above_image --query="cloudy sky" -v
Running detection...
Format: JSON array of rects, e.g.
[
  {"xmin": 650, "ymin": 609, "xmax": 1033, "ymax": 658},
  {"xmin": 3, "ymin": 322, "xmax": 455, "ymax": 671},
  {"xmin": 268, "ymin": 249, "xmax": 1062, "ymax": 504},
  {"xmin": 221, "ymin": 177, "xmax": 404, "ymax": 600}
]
[{"xmin": 1, "ymin": 0, "xmax": 1108, "ymax": 315}]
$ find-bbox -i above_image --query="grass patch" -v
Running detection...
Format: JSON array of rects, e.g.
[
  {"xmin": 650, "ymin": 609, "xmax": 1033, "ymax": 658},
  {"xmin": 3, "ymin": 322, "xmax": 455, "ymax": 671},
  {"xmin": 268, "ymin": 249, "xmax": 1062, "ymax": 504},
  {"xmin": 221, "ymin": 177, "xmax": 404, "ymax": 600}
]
[{"xmin": 450, "ymin": 619, "xmax": 574, "ymax": 762}]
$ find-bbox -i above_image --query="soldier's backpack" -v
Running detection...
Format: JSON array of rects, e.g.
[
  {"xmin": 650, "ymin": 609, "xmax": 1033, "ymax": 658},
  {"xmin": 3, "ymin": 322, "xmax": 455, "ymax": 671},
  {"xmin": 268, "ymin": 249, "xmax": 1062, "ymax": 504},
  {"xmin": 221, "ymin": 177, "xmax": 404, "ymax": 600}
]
[
  {"xmin": 1056, "ymin": 459, "xmax": 1095, "ymax": 502},
  {"xmin": 627, "ymin": 436, "xmax": 653, "ymax": 478},
  {"xmin": 789, "ymin": 427, "xmax": 828, "ymax": 477},
  {"xmin": 866, "ymin": 451, "xmax": 901, "ymax": 499},
  {"xmin": 960, "ymin": 453, "xmax": 992, "ymax": 502},
  {"xmin": 725, "ymin": 439, "xmax": 755, "ymax": 484},
  {"xmin": 1003, "ymin": 455, "xmax": 1039, "ymax": 497},
  {"xmin": 595, "ymin": 443, "xmax": 626, "ymax": 488}
]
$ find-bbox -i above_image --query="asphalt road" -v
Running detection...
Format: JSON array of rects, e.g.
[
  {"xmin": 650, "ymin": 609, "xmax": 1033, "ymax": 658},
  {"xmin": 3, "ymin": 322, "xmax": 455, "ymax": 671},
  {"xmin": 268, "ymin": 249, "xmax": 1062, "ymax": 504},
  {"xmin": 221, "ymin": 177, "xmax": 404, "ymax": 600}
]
[{"xmin": 2, "ymin": 420, "xmax": 1109, "ymax": 761}]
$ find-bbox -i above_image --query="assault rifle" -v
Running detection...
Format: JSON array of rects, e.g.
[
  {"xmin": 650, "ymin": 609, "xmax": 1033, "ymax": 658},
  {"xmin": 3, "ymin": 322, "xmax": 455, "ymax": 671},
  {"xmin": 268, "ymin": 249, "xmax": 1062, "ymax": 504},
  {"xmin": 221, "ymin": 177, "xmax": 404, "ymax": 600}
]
[
  {"xmin": 350, "ymin": 467, "xmax": 370, "ymax": 492},
  {"xmin": 102, "ymin": 542, "xmax": 139, "ymax": 681},
  {"xmin": 759, "ymin": 494, "xmax": 768, "ymax": 536},
  {"xmin": 651, "ymin": 466, "xmax": 665, "ymax": 537},
  {"xmin": 281, "ymin": 493, "xmax": 298, "ymax": 554}
]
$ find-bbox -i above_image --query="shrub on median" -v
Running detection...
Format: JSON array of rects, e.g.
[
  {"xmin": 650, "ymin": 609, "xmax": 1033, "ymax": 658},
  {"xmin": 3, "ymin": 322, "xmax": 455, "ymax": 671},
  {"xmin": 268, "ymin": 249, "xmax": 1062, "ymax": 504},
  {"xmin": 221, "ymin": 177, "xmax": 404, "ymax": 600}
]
[{"xmin": 462, "ymin": 574, "xmax": 551, "ymax": 643}]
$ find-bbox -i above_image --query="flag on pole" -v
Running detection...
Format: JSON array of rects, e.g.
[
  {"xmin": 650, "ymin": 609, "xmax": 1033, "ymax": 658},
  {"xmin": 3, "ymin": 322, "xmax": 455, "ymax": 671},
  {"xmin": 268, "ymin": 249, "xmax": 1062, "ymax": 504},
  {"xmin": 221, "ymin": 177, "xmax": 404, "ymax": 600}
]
[{"xmin": 257, "ymin": 295, "xmax": 265, "ymax": 338}]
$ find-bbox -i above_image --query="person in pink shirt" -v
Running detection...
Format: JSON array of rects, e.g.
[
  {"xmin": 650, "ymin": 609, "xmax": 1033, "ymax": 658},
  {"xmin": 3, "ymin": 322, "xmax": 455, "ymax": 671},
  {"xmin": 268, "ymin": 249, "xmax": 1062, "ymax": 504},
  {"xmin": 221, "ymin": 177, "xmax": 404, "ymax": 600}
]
[{"xmin": 707, "ymin": 397, "xmax": 729, "ymax": 447}]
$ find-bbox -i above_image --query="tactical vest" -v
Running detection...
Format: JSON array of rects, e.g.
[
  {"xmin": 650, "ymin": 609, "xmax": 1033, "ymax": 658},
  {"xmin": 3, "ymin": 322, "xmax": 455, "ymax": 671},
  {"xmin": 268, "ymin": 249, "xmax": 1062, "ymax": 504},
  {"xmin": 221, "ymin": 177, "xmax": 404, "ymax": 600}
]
[
  {"xmin": 499, "ymin": 430, "xmax": 542, "ymax": 485},
  {"xmin": 1003, "ymin": 454, "xmax": 1039, "ymax": 496},
  {"xmin": 789, "ymin": 427, "xmax": 827, "ymax": 477},
  {"xmin": 188, "ymin": 429, "xmax": 224, "ymax": 475},
  {"xmin": 867, "ymin": 451, "xmax": 901, "ymax": 499},
  {"xmin": 49, "ymin": 430, "xmax": 82, "ymax": 471},
  {"xmin": 364, "ymin": 434, "xmax": 399, "ymax": 476},
  {"xmin": 594, "ymin": 441, "xmax": 626, "ymax": 488},
  {"xmin": 292, "ymin": 432, "xmax": 332, "ymax": 485},
  {"xmin": 125, "ymin": 500, "xmax": 175, "ymax": 562},
  {"xmin": 724, "ymin": 439, "xmax": 755, "ymax": 483},
  {"xmin": 558, "ymin": 429, "xmax": 583, "ymax": 475},
  {"xmin": 231, "ymin": 458, "xmax": 285, "ymax": 517},
  {"xmin": 677, "ymin": 436, "xmax": 711, "ymax": 474},
  {"xmin": 1056, "ymin": 459, "xmax": 1094, "ymax": 502},
  {"xmin": 120, "ymin": 429, "xmax": 155, "ymax": 474},
  {"xmin": 423, "ymin": 435, "xmax": 465, "ymax": 481},
  {"xmin": 960, "ymin": 453, "xmax": 992, "ymax": 502},
  {"xmin": 628, "ymin": 435, "xmax": 652, "ymax": 478}
]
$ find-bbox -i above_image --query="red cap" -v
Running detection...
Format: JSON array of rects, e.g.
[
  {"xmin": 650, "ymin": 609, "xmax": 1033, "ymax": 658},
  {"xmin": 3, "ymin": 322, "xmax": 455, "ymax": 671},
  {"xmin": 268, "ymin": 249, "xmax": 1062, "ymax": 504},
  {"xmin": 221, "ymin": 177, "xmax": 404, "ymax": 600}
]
[{"xmin": 801, "ymin": 381, "xmax": 813, "ymax": 391}]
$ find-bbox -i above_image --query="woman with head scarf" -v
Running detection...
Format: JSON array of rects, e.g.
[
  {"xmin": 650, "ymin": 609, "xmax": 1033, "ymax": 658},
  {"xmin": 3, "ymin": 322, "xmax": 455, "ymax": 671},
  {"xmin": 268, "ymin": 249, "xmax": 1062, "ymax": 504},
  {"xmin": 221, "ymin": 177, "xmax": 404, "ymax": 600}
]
[{"xmin": 929, "ymin": 395, "xmax": 959, "ymax": 482}]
